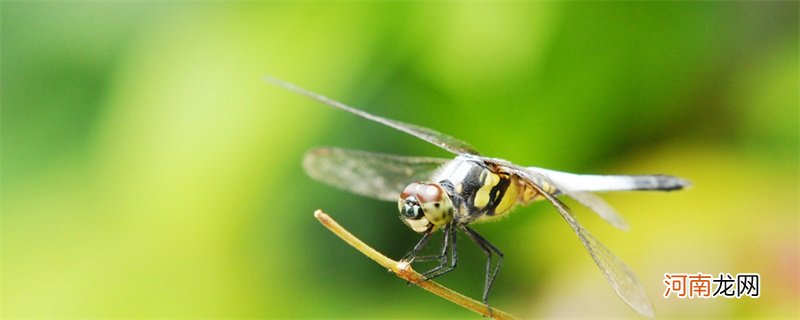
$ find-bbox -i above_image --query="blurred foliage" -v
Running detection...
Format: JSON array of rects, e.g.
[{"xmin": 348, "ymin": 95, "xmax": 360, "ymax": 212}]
[{"xmin": 2, "ymin": 1, "xmax": 797, "ymax": 319}]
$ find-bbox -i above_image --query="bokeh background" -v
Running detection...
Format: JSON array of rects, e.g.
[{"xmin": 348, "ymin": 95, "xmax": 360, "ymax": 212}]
[{"xmin": 2, "ymin": 2, "xmax": 797, "ymax": 319}]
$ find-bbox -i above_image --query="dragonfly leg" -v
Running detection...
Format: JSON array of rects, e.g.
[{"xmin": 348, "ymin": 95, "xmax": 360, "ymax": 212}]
[
  {"xmin": 401, "ymin": 230, "xmax": 434, "ymax": 263},
  {"xmin": 401, "ymin": 229, "xmax": 440, "ymax": 286},
  {"xmin": 421, "ymin": 223, "xmax": 458, "ymax": 280},
  {"xmin": 413, "ymin": 223, "xmax": 451, "ymax": 262},
  {"xmin": 460, "ymin": 224, "xmax": 504, "ymax": 317}
]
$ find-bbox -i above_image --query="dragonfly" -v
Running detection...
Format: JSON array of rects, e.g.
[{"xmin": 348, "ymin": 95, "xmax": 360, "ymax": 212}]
[{"xmin": 265, "ymin": 76, "xmax": 689, "ymax": 318}]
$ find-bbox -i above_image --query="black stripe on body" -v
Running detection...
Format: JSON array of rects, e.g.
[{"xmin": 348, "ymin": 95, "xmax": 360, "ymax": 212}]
[
  {"xmin": 457, "ymin": 162, "xmax": 514, "ymax": 218},
  {"xmin": 460, "ymin": 165, "xmax": 486, "ymax": 217},
  {"xmin": 484, "ymin": 173, "xmax": 511, "ymax": 216}
]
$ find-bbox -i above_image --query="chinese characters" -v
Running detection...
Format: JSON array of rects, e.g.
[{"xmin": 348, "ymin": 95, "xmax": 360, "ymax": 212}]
[{"xmin": 663, "ymin": 273, "xmax": 760, "ymax": 298}]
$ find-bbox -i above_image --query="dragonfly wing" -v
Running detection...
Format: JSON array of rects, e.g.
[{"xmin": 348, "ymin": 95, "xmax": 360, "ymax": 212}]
[
  {"xmin": 565, "ymin": 191, "xmax": 629, "ymax": 231},
  {"xmin": 303, "ymin": 147, "xmax": 450, "ymax": 202},
  {"xmin": 265, "ymin": 76, "xmax": 480, "ymax": 155},
  {"xmin": 492, "ymin": 163, "xmax": 654, "ymax": 316},
  {"xmin": 526, "ymin": 166, "xmax": 629, "ymax": 231},
  {"xmin": 529, "ymin": 182, "xmax": 655, "ymax": 318}
]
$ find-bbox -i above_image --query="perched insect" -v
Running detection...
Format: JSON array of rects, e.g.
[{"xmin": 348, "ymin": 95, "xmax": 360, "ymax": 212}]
[{"xmin": 265, "ymin": 76, "xmax": 689, "ymax": 318}]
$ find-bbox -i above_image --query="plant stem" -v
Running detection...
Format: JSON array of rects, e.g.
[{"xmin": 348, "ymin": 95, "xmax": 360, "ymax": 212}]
[{"xmin": 314, "ymin": 209, "xmax": 520, "ymax": 320}]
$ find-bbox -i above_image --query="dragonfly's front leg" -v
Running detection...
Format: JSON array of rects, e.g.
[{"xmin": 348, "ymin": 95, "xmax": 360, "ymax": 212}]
[
  {"xmin": 400, "ymin": 229, "xmax": 434, "ymax": 263},
  {"xmin": 420, "ymin": 223, "xmax": 458, "ymax": 280},
  {"xmin": 401, "ymin": 223, "xmax": 458, "ymax": 281}
]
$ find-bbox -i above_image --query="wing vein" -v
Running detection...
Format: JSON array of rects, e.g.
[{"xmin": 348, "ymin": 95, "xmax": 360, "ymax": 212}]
[{"xmin": 264, "ymin": 76, "xmax": 479, "ymax": 155}]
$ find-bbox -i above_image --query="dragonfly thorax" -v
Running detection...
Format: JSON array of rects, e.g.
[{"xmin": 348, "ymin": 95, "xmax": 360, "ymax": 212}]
[{"xmin": 398, "ymin": 182, "xmax": 454, "ymax": 233}]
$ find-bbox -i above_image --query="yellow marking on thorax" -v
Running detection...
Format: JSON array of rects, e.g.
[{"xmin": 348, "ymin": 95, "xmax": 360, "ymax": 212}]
[
  {"xmin": 473, "ymin": 172, "xmax": 560, "ymax": 223},
  {"xmin": 473, "ymin": 170, "xmax": 499, "ymax": 210},
  {"xmin": 474, "ymin": 170, "xmax": 526, "ymax": 217},
  {"xmin": 494, "ymin": 179, "xmax": 519, "ymax": 215}
]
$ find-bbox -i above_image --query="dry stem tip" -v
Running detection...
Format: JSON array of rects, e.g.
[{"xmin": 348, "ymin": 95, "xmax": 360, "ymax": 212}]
[{"xmin": 314, "ymin": 209, "xmax": 328, "ymax": 221}]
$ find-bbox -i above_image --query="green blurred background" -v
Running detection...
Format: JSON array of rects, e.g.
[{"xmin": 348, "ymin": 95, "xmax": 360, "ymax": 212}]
[{"xmin": 2, "ymin": 2, "xmax": 797, "ymax": 318}]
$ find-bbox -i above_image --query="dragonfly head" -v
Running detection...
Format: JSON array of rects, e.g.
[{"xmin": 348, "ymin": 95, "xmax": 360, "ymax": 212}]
[{"xmin": 398, "ymin": 182, "xmax": 454, "ymax": 233}]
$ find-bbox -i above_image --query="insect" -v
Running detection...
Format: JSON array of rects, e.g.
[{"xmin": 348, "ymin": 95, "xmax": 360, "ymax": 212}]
[{"xmin": 265, "ymin": 76, "xmax": 689, "ymax": 318}]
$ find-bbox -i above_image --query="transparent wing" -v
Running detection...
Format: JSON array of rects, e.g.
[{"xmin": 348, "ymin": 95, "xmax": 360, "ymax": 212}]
[
  {"xmin": 525, "ymin": 166, "xmax": 629, "ymax": 231},
  {"xmin": 565, "ymin": 191, "xmax": 629, "ymax": 231},
  {"xmin": 476, "ymin": 159, "xmax": 653, "ymax": 316},
  {"xmin": 524, "ymin": 178, "xmax": 655, "ymax": 318},
  {"xmin": 265, "ymin": 76, "xmax": 480, "ymax": 155},
  {"xmin": 303, "ymin": 147, "xmax": 450, "ymax": 202}
]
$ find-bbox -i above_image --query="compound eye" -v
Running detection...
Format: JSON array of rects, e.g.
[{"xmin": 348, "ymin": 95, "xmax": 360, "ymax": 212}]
[{"xmin": 401, "ymin": 198, "xmax": 423, "ymax": 219}]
